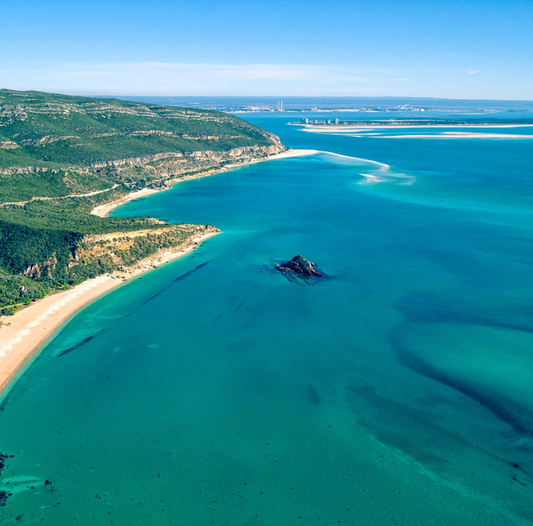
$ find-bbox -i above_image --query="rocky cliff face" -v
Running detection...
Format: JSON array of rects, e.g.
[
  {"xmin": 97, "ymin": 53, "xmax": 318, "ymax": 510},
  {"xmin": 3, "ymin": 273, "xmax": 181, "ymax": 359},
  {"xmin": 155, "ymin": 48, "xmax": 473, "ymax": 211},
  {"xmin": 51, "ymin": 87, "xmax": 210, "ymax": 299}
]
[
  {"xmin": 70, "ymin": 224, "xmax": 219, "ymax": 276},
  {"xmin": 91, "ymin": 143, "xmax": 283, "ymax": 169},
  {"xmin": 20, "ymin": 224, "xmax": 218, "ymax": 284},
  {"xmin": 89, "ymin": 143, "xmax": 286, "ymax": 191},
  {"xmin": 24, "ymin": 256, "xmax": 58, "ymax": 280}
]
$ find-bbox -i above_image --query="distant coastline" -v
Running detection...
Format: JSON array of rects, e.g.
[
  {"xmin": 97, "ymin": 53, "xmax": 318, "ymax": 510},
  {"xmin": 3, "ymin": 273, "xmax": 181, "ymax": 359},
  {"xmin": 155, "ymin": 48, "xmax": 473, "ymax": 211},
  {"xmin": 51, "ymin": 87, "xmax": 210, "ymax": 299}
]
[
  {"xmin": 0, "ymin": 148, "xmax": 318, "ymax": 400},
  {"xmin": 299, "ymin": 123, "xmax": 533, "ymax": 131}
]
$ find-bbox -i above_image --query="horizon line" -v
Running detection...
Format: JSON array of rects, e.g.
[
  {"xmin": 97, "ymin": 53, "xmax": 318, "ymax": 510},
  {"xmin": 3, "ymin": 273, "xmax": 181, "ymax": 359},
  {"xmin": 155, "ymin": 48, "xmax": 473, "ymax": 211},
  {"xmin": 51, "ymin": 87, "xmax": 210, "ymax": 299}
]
[{"xmin": 2, "ymin": 89, "xmax": 532, "ymax": 104}]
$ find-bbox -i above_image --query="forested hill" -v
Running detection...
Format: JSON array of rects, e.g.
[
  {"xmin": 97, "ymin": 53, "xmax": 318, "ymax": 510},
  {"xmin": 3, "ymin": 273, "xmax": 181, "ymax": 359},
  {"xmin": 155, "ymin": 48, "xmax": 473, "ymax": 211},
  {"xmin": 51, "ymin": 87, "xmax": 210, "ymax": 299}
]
[
  {"xmin": 0, "ymin": 89, "xmax": 282, "ymax": 203},
  {"xmin": 0, "ymin": 90, "xmax": 284, "ymax": 313}
]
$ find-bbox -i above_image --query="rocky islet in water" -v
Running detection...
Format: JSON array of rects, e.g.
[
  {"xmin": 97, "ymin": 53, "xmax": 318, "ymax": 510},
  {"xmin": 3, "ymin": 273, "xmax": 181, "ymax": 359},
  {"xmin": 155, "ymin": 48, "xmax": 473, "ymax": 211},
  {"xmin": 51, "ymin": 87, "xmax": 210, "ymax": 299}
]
[{"xmin": 275, "ymin": 255, "xmax": 323, "ymax": 278}]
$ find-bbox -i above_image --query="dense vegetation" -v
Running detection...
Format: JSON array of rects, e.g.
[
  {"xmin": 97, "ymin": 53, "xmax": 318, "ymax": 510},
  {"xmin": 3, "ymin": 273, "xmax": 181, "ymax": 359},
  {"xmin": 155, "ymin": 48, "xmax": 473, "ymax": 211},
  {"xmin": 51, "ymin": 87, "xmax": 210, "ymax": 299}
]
[
  {"xmin": 0, "ymin": 220, "xmax": 212, "ymax": 314},
  {"xmin": 0, "ymin": 90, "xmax": 282, "ymax": 314},
  {"xmin": 0, "ymin": 89, "xmax": 279, "ymax": 202}
]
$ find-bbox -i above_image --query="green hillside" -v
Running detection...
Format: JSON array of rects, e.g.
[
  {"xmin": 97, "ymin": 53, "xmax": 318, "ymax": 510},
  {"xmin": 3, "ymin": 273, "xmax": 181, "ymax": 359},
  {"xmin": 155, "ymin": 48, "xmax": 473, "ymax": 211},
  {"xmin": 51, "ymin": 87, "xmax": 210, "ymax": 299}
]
[
  {"xmin": 0, "ymin": 90, "xmax": 284, "ymax": 313},
  {"xmin": 0, "ymin": 89, "xmax": 281, "ymax": 201}
]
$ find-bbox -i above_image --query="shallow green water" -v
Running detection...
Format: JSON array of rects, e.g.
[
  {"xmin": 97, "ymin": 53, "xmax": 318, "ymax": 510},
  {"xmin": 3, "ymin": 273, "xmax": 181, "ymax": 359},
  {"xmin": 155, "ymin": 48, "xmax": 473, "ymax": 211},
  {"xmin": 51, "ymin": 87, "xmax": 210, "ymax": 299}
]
[{"xmin": 0, "ymin": 114, "xmax": 532, "ymax": 525}]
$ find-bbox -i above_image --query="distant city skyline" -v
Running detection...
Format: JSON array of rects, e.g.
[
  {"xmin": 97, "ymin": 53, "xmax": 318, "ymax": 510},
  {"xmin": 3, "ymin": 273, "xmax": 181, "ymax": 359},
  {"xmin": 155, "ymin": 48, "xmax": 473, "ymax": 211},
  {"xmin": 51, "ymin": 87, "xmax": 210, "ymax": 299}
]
[{"xmin": 2, "ymin": 0, "xmax": 532, "ymax": 100}]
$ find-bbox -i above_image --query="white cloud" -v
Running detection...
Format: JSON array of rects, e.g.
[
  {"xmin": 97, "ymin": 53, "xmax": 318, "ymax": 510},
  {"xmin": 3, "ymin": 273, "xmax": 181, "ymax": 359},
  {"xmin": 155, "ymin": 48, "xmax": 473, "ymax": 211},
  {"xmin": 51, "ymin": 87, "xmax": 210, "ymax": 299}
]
[{"xmin": 468, "ymin": 69, "xmax": 479, "ymax": 74}]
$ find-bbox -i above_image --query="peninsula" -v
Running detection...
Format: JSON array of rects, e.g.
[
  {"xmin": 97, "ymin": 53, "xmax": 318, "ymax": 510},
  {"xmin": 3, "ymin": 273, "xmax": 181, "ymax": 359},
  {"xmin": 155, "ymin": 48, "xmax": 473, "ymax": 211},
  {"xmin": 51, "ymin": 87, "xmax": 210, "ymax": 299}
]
[{"xmin": 0, "ymin": 89, "xmax": 293, "ymax": 395}]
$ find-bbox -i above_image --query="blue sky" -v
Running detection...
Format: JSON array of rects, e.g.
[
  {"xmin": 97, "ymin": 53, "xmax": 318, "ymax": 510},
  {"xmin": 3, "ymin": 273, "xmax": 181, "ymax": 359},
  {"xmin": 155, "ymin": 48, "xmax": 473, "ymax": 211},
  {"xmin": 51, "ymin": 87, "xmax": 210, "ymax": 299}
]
[{"xmin": 1, "ymin": 0, "xmax": 532, "ymax": 99}]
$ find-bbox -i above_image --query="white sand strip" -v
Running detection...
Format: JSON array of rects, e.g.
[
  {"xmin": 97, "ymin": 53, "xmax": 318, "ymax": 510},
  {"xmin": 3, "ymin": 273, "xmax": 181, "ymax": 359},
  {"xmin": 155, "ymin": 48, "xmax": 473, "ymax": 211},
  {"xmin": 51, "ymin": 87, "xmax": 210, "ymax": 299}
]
[{"xmin": 0, "ymin": 231, "xmax": 218, "ymax": 397}]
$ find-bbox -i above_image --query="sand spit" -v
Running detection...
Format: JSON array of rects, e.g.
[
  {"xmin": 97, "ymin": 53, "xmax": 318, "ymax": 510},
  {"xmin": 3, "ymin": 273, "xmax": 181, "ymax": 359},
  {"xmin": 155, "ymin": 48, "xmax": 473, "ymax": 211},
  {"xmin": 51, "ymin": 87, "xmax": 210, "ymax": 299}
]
[
  {"xmin": 301, "ymin": 124, "xmax": 533, "ymax": 133},
  {"xmin": 379, "ymin": 132, "xmax": 533, "ymax": 139}
]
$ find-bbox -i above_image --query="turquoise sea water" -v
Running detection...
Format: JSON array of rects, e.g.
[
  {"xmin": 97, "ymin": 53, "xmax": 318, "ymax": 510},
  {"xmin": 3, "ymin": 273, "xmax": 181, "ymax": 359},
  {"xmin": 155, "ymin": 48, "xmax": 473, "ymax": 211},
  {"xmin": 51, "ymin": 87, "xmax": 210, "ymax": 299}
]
[{"xmin": 0, "ymin": 113, "xmax": 532, "ymax": 525}]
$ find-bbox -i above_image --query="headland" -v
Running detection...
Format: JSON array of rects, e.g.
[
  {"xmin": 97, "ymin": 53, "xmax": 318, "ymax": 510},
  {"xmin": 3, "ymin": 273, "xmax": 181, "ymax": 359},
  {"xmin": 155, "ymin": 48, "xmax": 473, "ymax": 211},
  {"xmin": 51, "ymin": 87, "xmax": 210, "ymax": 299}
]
[{"xmin": 0, "ymin": 147, "xmax": 318, "ymax": 399}]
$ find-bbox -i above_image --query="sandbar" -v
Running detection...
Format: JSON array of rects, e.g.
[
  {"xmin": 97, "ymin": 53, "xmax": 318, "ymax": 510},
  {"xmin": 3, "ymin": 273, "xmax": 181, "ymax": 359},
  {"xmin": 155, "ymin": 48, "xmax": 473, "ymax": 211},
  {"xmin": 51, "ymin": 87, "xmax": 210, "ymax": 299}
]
[
  {"xmin": 379, "ymin": 132, "xmax": 533, "ymax": 139},
  {"xmin": 302, "ymin": 124, "xmax": 533, "ymax": 133}
]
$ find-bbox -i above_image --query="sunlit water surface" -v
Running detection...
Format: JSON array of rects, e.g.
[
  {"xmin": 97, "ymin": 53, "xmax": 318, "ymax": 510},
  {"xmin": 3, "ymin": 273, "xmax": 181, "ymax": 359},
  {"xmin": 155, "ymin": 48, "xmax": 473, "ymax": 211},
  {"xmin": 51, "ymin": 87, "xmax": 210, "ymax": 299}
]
[{"xmin": 0, "ymin": 112, "xmax": 532, "ymax": 525}]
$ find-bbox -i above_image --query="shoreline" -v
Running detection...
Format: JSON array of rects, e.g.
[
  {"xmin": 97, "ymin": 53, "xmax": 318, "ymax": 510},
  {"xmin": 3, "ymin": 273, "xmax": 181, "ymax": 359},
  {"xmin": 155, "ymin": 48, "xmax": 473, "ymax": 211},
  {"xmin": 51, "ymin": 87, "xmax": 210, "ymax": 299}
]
[
  {"xmin": 92, "ymin": 149, "xmax": 319, "ymax": 218},
  {"xmin": 300, "ymin": 123, "xmax": 533, "ymax": 132},
  {"xmin": 0, "ymin": 230, "xmax": 218, "ymax": 399},
  {"xmin": 301, "ymin": 126, "xmax": 533, "ymax": 140},
  {"xmin": 0, "ymin": 148, "xmax": 318, "ymax": 399}
]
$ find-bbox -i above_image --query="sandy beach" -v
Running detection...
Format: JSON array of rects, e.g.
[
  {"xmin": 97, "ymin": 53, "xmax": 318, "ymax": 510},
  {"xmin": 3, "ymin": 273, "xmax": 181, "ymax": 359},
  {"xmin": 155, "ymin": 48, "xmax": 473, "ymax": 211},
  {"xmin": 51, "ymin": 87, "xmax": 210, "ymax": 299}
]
[
  {"xmin": 0, "ymin": 230, "xmax": 218, "ymax": 398},
  {"xmin": 91, "ymin": 187, "xmax": 161, "ymax": 218},
  {"xmin": 0, "ymin": 148, "xmax": 318, "ymax": 398},
  {"xmin": 235, "ymin": 148, "xmax": 319, "ymax": 163}
]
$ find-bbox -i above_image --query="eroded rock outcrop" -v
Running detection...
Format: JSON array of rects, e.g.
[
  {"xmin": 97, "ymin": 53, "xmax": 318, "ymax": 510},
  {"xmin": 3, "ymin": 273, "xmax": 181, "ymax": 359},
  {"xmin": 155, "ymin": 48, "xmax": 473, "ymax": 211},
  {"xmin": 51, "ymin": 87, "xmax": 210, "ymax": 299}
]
[{"xmin": 276, "ymin": 255, "xmax": 322, "ymax": 277}]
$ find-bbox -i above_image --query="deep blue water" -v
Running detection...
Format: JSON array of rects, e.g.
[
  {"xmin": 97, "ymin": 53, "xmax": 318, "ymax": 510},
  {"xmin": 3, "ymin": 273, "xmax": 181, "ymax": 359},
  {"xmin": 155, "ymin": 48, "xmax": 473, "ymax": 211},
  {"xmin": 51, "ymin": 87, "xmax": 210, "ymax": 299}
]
[{"xmin": 0, "ymin": 112, "xmax": 532, "ymax": 525}]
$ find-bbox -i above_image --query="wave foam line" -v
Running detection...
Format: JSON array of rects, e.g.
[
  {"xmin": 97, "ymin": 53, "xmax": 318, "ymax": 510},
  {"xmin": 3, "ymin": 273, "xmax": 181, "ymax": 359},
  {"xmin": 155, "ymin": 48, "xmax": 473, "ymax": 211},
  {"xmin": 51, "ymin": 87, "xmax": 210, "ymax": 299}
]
[
  {"xmin": 318, "ymin": 151, "xmax": 390, "ymax": 170},
  {"xmin": 358, "ymin": 172, "xmax": 415, "ymax": 186},
  {"xmin": 309, "ymin": 151, "xmax": 416, "ymax": 186}
]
